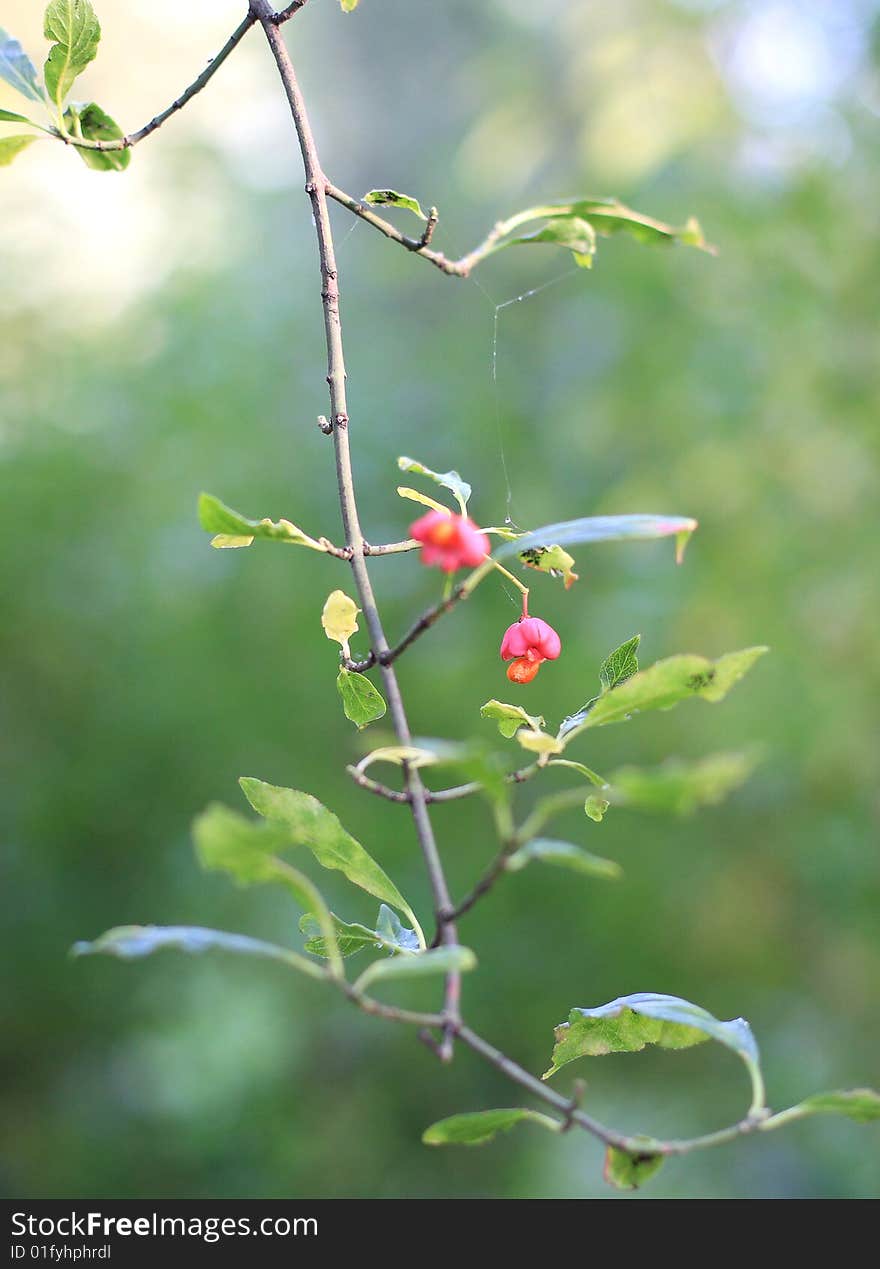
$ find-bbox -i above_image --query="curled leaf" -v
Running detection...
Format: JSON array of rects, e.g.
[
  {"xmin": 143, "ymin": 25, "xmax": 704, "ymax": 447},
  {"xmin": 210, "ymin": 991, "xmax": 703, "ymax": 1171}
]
[
  {"xmin": 519, "ymin": 543, "xmax": 579, "ymax": 589},
  {"xmin": 65, "ymin": 101, "xmax": 129, "ymax": 171},
  {"xmin": 480, "ymin": 699, "xmax": 544, "ymax": 740},
  {"xmin": 365, "ymin": 189, "xmax": 426, "ymax": 219}
]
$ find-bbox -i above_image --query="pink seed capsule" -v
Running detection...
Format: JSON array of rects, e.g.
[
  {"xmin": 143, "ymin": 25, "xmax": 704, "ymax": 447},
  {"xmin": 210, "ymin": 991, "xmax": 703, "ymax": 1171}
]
[
  {"xmin": 499, "ymin": 616, "xmax": 562, "ymax": 684},
  {"xmin": 410, "ymin": 510, "xmax": 490, "ymax": 573}
]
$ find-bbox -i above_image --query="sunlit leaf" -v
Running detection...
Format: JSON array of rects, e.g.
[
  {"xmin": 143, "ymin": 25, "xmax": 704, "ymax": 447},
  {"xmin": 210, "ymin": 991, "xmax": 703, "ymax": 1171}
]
[
  {"xmin": 239, "ymin": 777, "xmax": 425, "ymax": 947},
  {"xmin": 340, "ymin": 0, "xmax": 361, "ymax": 12},
  {"xmin": 609, "ymin": 752, "xmax": 757, "ymax": 817},
  {"xmin": 0, "ymin": 28, "xmax": 43, "ymax": 102},
  {"xmin": 604, "ymin": 1143, "xmax": 665, "ymax": 1190},
  {"xmin": 423, "ymin": 1107, "xmax": 560, "ymax": 1146},
  {"xmin": 543, "ymin": 196, "xmax": 713, "ymax": 253},
  {"xmin": 365, "ymin": 189, "xmax": 426, "ymax": 219},
  {"xmin": 480, "ymin": 698, "xmax": 544, "ymax": 740},
  {"xmin": 322, "ymin": 590, "xmax": 359, "ymax": 656},
  {"xmin": 198, "ymin": 493, "xmax": 327, "ymax": 551},
  {"xmin": 560, "ymin": 647, "xmax": 768, "ymax": 742},
  {"xmin": 516, "ymin": 729, "xmax": 564, "ymax": 757},
  {"xmin": 396, "ymin": 485, "xmax": 454, "ymax": 515},
  {"xmin": 397, "ymin": 455, "xmax": 471, "ymax": 513},
  {"xmin": 505, "ymin": 838, "xmax": 621, "ymax": 880},
  {"xmin": 336, "ymin": 668, "xmax": 386, "ymax": 729},
  {"xmin": 518, "ymin": 543, "xmax": 579, "ymax": 589},
  {"xmin": 0, "ymin": 134, "xmax": 39, "ymax": 165},
  {"xmin": 353, "ymin": 944, "xmax": 476, "ymax": 993},
  {"xmin": 0, "ymin": 107, "xmax": 34, "ymax": 123},
  {"xmin": 357, "ymin": 745, "xmax": 438, "ymax": 769},
  {"xmin": 44, "ymin": 0, "xmax": 101, "ymax": 110},
  {"xmin": 65, "ymin": 101, "xmax": 129, "ymax": 171},
  {"xmin": 544, "ymin": 992, "xmax": 760, "ymax": 1083}
]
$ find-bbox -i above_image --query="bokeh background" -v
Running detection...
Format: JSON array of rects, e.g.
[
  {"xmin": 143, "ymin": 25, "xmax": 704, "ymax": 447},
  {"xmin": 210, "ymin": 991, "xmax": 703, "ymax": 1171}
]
[{"xmin": 2, "ymin": 0, "xmax": 878, "ymax": 1199}]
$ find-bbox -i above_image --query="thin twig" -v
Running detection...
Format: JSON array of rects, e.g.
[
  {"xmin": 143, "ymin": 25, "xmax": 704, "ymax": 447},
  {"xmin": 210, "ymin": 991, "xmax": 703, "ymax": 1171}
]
[
  {"xmin": 347, "ymin": 763, "xmax": 539, "ymax": 806},
  {"xmin": 346, "ymin": 765, "xmax": 410, "ymax": 803},
  {"xmin": 54, "ymin": 13, "xmax": 261, "ymax": 152},
  {"xmin": 256, "ymin": 5, "xmax": 462, "ymax": 1055},
  {"xmin": 383, "ymin": 583, "xmax": 468, "ymax": 664}
]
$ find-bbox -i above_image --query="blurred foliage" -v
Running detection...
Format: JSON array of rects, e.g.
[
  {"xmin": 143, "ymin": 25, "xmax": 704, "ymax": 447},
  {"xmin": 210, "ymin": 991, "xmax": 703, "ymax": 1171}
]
[{"xmin": 1, "ymin": 0, "xmax": 879, "ymax": 1198}]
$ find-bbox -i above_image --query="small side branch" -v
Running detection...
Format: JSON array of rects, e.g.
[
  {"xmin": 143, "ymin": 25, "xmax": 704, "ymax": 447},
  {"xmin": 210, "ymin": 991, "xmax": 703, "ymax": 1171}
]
[{"xmin": 54, "ymin": 13, "xmax": 263, "ymax": 153}]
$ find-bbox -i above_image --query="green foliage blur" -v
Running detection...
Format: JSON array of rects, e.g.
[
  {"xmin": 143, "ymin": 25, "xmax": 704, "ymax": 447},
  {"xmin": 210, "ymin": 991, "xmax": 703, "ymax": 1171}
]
[{"xmin": 2, "ymin": 0, "xmax": 878, "ymax": 1198}]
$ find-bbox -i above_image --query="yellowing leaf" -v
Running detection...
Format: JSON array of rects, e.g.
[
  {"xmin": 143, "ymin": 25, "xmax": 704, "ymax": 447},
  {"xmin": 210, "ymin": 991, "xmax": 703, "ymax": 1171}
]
[
  {"xmin": 517, "ymin": 729, "xmax": 564, "ymax": 757},
  {"xmin": 322, "ymin": 590, "xmax": 360, "ymax": 655},
  {"xmin": 519, "ymin": 543, "xmax": 579, "ymax": 589}
]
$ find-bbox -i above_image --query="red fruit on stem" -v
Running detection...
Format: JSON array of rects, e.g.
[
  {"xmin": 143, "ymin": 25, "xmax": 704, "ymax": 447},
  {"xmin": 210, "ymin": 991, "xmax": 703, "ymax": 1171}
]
[{"xmin": 499, "ymin": 616, "xmax": 561, "ymax": 684}]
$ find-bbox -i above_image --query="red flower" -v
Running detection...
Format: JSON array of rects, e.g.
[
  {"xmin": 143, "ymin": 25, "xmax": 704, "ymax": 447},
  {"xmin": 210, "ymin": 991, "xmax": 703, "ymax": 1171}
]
[
  {"xmin": 500, "ymin": 616, "xmax": 561, "ymax": 684},
  {"xmin": 410, "ymin": 510, "xmax": 490, "ymax": 573}
]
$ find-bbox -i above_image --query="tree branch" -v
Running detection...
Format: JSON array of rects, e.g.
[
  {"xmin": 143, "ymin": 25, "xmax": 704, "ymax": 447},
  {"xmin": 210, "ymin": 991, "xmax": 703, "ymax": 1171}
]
[
  {"xmin": 255, "ymin": 4, "xmax": 462, "ymax": 1058},
  {"xmin": 54, "ymin": 13, "xmax": 264, "ymax": 153}
]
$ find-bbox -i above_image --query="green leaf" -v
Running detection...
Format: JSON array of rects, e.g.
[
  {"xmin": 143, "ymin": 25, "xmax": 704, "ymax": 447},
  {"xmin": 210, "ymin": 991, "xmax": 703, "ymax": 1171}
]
[
  {"xmin": 64, "ymin": 101, "xmax": 129, "ymax": 171},
  {"xmin": 340, "ymin": 0, "xmax": 361, "ymax": 12},
  {"xmin": 336, "ymin": 668, "xmax": 386, "ymax": 730},
  {"xmin": 761, "ymin": 1088, "xmax": 880, "ymax": 1131},
  {"xmin": 510, "ymin": 215, "xmax": 596, "ymax": 268},
  {"xmin": 365, "ymin": 189, "xmax": 426, "ymax": 219},
  {"xmin": 192, "ymin": 803, "xmax": 343, "ymax": 975},
  {"xmin": 0, "ymin": 134, "xmax": 39, "ymax": 165},
  {"xmin": 72, "ymin": 924, "xmax": 326, "ymax": 981},
  {"xmin": 44, "ymin": 0, "xmax": 101, "ymax": 110},
  {"xmin": 505, "ymin": 838, "xmax": 621, "ymax": 881},
  {"xmin": 198, "ymin": 492, "xmax": 327, "ymax": 551},
  {"xmin": 609, "ymin": 752, "xmax": 757, "ymax": 817},
  {"xmin": 552, "ymin": 196, "xmax": 713, "ymax": 253},
  {"xmin": 0, "ymin": 28, "xmax": 43, "ymax": 102},
  {"xmin": 0, "ymin": 108, "xmax": 34, "ymax": 123},
  {"xmin": 397, "ymin": 456, "xmax": 471, "ymax": 514},
  {"xmin": 353, "ymin": 944, "xmax": 476, "ymax": 993},
  {"xmin": 480, "ymin": 698, "xmax": 544, "ymax": 740},
  {"xmin": 299, "ymin": 904, "xmax": 418, "ymax": 960},
  {"xmin": 423, "ymin": 1108, "xmax": 560, "ymax": 1147},
  {"xmin": 300, "ymin": 911, "xmax": 377, "ymax": 959},
  {"xmin": 518, "ymin": 543, "xmax": 579, "ymax": 589},
  {"xmin": 584, "ymin": 795, "xmax": 610, "ymax": 823},
  {"xmin": 604, "ymin": 1143, "xmax": 665, "ymax": 1190},
  {"xmin": 495, "ymin": 514, "xmax": 697, "ymax": 570},
  {"xmin": 560, "ymin": 646, "xmax": 768, "ymax": 741},
  {"xmin": 599, "ymin": 634, "xmax": 640, "ymax": 692},
  {"xmin": 238, "ymin": 776, "xmax": 425, "ymax": 948},
  {"xmin": 544, "ymin": 992, "xmax": 760, "ymax": 1084}
]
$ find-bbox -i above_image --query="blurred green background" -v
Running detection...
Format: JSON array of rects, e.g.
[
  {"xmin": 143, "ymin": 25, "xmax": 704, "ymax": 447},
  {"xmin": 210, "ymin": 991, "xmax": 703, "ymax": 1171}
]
[{"xmin": 2, "ymin": 0, "xmax": 878, "ymax": 1199}]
